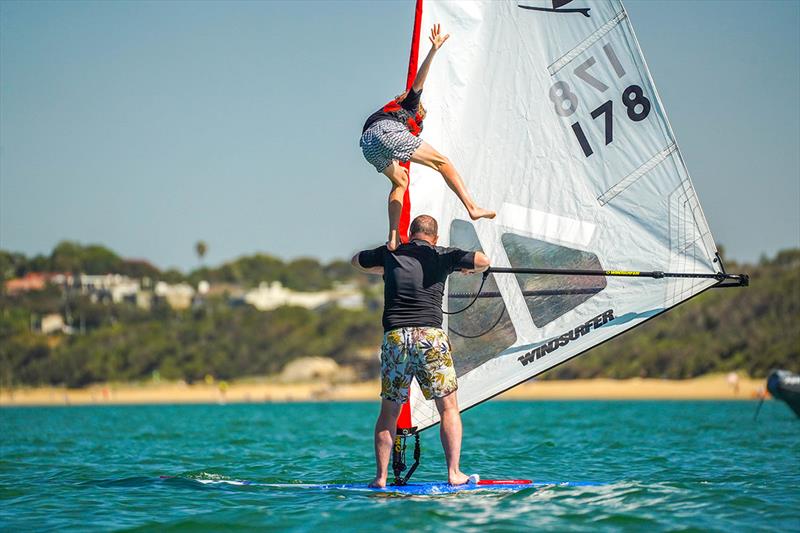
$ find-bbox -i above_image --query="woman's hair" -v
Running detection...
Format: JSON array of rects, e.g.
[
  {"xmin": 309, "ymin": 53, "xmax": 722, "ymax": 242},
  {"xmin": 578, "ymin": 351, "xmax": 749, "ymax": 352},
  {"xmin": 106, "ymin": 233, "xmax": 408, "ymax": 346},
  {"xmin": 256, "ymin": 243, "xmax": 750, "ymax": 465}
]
[{"xmin": 395, "ymin": 91, "xmax": 426, "ymax": 120}]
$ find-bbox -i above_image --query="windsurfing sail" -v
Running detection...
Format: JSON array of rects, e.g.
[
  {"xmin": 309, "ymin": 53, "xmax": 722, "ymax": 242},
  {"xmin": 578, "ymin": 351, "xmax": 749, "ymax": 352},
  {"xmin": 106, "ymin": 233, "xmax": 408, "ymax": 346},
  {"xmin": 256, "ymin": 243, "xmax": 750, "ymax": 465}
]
[{"xmin": 397, "ymin": 0, "xmax": 743, "ymax": 432}]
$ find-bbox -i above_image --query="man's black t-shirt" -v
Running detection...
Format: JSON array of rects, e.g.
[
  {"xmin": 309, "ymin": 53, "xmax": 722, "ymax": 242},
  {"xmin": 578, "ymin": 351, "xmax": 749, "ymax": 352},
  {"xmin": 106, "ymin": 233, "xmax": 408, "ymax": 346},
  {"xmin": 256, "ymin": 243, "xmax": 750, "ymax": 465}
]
[
  {"xmin": 358, "ymin": 239, "xmax": 476, "ymax": 331},
  {"xmin": 362, "ymin": 88, "xmax": 423, "ymax": 133}
]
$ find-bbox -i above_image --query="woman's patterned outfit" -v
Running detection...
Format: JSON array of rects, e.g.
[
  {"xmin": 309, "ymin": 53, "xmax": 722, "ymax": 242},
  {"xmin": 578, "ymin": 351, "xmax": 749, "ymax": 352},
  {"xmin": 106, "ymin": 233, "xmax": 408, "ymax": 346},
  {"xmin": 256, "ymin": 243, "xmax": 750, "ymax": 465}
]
[
  {"xmin": 360, "ymin": 88, "xmax": 425, "ymax": 172},
  {"xmin": 360, "ymin": 120, "xmax": 423, "ymax": 173}
]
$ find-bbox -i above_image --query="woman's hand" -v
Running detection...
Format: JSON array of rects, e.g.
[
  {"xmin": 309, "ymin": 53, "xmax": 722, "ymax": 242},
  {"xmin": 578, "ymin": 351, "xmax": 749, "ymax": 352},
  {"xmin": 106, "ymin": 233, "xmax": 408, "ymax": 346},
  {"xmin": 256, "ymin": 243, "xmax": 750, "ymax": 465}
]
[
  {"xmin": 429, "ymin": 24, "xmax": 449, "ymax": 51},
  {"xmin": 412, "ymin": 24, "xmax": 449, "ymax": 91}
]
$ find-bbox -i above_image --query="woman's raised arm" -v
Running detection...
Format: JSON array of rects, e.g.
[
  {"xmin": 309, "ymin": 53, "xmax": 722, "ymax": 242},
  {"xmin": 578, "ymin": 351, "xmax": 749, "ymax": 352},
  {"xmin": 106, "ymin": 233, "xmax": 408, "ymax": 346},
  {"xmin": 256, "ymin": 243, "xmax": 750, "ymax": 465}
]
[{"xmin": 412, "ymin": 24, "xmax": 449, "ymax": 92}]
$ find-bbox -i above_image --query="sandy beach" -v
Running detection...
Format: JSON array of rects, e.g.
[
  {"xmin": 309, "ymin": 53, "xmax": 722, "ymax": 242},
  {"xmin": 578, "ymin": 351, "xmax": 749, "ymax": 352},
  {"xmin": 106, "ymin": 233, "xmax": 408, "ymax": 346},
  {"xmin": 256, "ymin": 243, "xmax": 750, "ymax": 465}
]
[{"xmin": 0, "ymin": 374, "xmax": 765, "ymax": 407}]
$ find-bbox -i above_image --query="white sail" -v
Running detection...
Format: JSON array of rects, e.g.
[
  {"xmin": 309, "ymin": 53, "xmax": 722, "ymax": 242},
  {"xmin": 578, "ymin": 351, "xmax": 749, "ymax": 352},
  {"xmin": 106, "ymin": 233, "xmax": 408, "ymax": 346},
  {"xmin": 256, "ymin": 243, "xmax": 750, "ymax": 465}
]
[{"xmin": 405, "ymin": 0, "xmax": 721, "ymax": 431}]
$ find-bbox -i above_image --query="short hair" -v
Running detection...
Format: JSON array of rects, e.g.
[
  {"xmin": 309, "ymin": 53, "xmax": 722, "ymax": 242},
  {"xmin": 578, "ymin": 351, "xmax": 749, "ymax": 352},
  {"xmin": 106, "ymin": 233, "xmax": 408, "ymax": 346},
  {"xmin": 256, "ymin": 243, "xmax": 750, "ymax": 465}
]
[{"xmin": 409, "ymin": 215, "xmax": 438, "ymax": 237}]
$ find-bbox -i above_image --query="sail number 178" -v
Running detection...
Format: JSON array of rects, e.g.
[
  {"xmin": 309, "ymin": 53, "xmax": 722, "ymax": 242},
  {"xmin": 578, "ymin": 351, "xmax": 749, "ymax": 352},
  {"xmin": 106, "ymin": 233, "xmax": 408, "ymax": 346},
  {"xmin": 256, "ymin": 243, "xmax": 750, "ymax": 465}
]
[{"xmin": 548, "ymin": 44, "xmax": 652, "ymax": 157}]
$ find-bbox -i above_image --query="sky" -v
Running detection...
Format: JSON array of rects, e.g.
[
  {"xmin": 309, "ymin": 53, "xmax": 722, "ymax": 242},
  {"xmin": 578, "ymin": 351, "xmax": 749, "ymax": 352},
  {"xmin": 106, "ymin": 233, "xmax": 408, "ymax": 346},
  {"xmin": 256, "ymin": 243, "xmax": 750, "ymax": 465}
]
[{"xmin": 1, "ymin": 0, "xmax": 798, "ymax": 271}]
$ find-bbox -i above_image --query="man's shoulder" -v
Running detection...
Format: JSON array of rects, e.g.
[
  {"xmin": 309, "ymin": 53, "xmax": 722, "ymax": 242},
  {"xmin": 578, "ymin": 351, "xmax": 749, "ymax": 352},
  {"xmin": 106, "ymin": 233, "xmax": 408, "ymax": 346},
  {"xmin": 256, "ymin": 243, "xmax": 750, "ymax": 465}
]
[
  {"xmin": 432, "ymin": 244, "xmax": 468, "ymax": 255},
  {"xmin": 360, "ymin": 244, "xmax": 389, "ymax": 253},
  {"xmin": 357, "ymin": 245, "xmax": 389, "ymax": 267},
  {"xmin": 403, "ymin": 241, "xmax": 457, "ymax": 256}
]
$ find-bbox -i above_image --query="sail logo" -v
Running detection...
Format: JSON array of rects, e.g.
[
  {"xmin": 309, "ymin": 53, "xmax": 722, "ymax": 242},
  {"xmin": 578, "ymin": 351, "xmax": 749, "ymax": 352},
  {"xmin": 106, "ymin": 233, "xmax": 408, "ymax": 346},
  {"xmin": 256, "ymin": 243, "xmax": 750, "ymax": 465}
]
[
  {"xmin": 518, "ymin": 310, "xmax": 614, "ymax": 366},
  {"xmin": 518, "ymin": 1, "xmax": 591, "ymax": 18}
]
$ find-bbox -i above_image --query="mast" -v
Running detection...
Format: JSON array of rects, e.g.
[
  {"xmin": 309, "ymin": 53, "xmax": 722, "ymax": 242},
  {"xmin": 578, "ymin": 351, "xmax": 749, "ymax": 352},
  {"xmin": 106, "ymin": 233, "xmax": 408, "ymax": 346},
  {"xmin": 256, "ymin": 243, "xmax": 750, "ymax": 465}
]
[{"xmin": 392, "ymin": 0, "xmax": 424, "ymax": 486}]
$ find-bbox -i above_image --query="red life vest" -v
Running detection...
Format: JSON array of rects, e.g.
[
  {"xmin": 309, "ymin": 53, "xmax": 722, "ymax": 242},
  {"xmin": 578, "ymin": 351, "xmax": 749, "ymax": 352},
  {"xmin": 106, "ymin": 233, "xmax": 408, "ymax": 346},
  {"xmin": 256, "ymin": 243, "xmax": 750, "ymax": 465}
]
[{"xmin": 382, "ymin": 100, "xmax": 424, "ymax": 136}]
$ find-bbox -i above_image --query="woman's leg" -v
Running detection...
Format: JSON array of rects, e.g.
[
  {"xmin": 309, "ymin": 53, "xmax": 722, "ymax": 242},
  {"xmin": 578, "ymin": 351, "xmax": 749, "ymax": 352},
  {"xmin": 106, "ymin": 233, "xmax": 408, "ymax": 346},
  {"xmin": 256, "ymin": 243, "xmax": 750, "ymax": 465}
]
[
  {"xmin": 409, "ymin": 141, "xmax": 495, "ymax": 220},
  {"xmin": 382, "ymin": 160, "xmax": 409, "ymax": 251}
]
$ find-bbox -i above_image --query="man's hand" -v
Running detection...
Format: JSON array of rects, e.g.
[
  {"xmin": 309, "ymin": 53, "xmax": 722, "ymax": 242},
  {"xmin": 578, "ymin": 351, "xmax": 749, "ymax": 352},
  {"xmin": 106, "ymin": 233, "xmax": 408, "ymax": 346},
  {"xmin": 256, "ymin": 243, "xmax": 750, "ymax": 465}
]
[{"xmin": 429, "ymin": 24, "xmax": 450, "ymax": 51}]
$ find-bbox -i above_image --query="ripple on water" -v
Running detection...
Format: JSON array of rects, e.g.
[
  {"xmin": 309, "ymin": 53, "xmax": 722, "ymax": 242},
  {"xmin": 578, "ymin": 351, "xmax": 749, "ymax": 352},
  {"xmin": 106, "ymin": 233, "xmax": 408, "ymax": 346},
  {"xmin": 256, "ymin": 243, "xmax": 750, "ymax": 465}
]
[{"xmin": 0, "ymin": 401, "xmax": 798, "ymax": 531}]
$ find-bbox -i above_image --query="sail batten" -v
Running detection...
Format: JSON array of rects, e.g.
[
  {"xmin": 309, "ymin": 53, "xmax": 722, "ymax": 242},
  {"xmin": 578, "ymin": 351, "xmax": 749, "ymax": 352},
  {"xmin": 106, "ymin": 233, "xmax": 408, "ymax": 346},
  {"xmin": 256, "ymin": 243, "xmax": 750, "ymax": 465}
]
[
  {"xmin": 547, "ymin": 10, "xmax": 627, "ymax": 75},
  {"xmin": 402, "ymin": 0, "xmax": 726, "ymax": 432}
]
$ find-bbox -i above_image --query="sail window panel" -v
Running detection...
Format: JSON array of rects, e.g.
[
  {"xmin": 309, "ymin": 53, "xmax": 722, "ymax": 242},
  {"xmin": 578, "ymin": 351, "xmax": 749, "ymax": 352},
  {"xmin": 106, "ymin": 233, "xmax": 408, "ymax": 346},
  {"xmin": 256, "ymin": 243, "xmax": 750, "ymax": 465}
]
[
  {"xmin": 447, "ymin": 220, "xmax": 517, "ymax": 377},
  {"xmin": 500, "ymin": 234, "xmax": 606, "ymax": 328}
]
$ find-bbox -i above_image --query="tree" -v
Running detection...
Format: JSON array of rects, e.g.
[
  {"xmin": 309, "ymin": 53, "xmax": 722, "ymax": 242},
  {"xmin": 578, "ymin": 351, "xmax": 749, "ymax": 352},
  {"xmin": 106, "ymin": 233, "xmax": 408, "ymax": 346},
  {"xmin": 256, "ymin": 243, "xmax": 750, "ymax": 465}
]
[
  {"xmin": 282, "ymin": 258, "xmax": 331, "ymax": 291},
  {"xmin": 49, "ymin": 241, "xmax": 122, "ymax": 274},
  {"xmin": 195, "ymin": 241, "xmax": 208, "ymax": 266}
]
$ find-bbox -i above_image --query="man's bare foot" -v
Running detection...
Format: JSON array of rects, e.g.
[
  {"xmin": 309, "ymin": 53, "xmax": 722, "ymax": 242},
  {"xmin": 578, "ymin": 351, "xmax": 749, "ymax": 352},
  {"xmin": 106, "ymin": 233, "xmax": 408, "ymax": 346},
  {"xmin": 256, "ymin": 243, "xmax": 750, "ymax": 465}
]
[
  {"xmin": 368, "ymin": 477, "xmax": 387, "ymax": 488},
  {"xmin": 448, "ymin": 471, "xmax": 470, "ymax": 485},
  {"xmin": 468, "ymin": 207, "xmax": 496, "ymax": 220},
  {"xmin": 387, "ymin": 233, "xmax": 400, "ymax": 251}
]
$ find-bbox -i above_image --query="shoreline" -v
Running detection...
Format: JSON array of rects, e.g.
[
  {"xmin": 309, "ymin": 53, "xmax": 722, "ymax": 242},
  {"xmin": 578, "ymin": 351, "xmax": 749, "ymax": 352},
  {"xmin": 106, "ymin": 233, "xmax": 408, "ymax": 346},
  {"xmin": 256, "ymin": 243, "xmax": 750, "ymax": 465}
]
[{"xmin": 0, "ymin": 374, "xmax": 765, "ymax": 407}]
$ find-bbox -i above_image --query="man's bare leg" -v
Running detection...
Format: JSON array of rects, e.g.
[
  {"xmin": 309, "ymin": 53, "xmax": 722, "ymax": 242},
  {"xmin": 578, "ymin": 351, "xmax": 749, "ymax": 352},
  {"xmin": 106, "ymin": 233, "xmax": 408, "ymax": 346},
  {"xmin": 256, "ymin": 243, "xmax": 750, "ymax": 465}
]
[
  {"xmin": 410, "ymin": 141, "xmax": 495, "ymax": 221},
  {"xmin": 382, "ymin": 161, "xmax": 409, "ymax": 251},
  {"xmin": 370, "ymin": 399, "xmax": 404, "ymax": 488},
  {"xmin": 435, "ymin": 391, "xmax": 470, "ymax": 485}
]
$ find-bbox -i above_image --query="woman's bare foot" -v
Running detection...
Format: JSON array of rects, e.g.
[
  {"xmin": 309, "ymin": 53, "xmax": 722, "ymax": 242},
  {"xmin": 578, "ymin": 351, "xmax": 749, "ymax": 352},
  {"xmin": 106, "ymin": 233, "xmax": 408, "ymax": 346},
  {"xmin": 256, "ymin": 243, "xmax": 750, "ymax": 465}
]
[
  {"xmin": 448, "ymin": 471, "xmax": 470, "ymax": 485},
  {"xmin": 468, "ymin": 207, "xmax": 496, "ymax": 220},
  {"xmin": 368, "ymin": 477, "xmax": 387, "ymax": 488},
  {"xmin": 387, "ymin": 232, "xmax": 400, "ymax": 251}
]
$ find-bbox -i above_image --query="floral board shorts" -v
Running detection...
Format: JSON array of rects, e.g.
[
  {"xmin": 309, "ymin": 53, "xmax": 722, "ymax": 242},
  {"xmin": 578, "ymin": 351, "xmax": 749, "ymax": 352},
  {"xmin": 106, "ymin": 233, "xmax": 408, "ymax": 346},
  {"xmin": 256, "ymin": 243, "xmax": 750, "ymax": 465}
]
[
  {"xmin": 380, "ymin": 327, "xmax": 458, "ymax": 404},
  {"xmin": 359, "ymin": 119, "xmax": 423, "ymax": 173}
]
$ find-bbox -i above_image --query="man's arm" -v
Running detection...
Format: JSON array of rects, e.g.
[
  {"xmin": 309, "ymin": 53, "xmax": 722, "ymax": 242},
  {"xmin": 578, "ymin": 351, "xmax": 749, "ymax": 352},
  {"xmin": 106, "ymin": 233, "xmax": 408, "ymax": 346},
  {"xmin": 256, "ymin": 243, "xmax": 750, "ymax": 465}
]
[
  {"xmin": 456, "ymin": 251, "xmax": 490, "ymax": 274},
  {"xmin": 351, "ymin": 252, "xmax": 384, "ymax": 275},
  {"xmin": 472, "ymin": 251, "xmax": 490, "ymax": 273},
  {"xmin": 412, "ymin": 24, "xmax": 450, "ymax": 92},
  {"xmin": 447, "ymin": 248, "xmax": 490, "ymax": 274}
]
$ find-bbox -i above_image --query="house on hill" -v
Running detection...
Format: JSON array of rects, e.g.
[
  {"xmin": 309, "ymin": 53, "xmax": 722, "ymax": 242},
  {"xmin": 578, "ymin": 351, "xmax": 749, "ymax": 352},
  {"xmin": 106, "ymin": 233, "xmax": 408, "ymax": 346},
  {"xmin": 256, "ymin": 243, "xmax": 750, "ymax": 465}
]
[{"xmin": 243, "ymin": 281, "xmax": 363, "ymax": 311}]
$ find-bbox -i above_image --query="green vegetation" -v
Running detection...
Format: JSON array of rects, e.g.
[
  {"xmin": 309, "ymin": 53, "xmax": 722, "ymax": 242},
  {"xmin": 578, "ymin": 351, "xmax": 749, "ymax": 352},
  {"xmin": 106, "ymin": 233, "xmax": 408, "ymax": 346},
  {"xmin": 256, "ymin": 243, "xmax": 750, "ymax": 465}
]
[
  {"xmin": 0, "ymin": 241, "xmax": 358, "ymax": 290},
  {"xmin": 0, "ymin": 292, "xmax": 382, "ymax": 388},
  {"xmin": 0, "ymin": 241, "xmax": 381, "ymax": 388},
  {"xmin": 0, "ymin": 242, "xmax": 797, "ymax": 388},
  {"xmin": 548, "ymin": 250, "xmax": 799, "ymax": 379}
]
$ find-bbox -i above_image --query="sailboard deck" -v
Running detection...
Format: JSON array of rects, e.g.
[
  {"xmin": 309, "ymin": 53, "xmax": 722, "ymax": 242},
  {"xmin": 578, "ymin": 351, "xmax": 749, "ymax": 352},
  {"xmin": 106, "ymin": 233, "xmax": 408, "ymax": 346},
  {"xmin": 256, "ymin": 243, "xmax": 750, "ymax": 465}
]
[{"xmin": 160, "ymin": 476, "xmax": 602, "ymax": 494}]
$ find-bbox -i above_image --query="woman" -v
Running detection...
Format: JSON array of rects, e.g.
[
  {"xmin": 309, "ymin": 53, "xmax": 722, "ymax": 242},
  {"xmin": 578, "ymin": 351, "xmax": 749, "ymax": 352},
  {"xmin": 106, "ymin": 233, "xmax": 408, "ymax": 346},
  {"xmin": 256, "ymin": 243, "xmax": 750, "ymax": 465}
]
[{"xmin": 360, "ymin": 24, "xmax": 495, "ymax": 251}]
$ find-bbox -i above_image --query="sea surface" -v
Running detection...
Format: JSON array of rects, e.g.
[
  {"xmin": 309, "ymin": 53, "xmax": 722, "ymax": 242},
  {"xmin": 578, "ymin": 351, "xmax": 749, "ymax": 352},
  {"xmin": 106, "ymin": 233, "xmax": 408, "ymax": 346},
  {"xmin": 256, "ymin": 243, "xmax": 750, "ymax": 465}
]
[{"xmin": 1, "ymin": 401, "xmax": 798, "ymax": 532}]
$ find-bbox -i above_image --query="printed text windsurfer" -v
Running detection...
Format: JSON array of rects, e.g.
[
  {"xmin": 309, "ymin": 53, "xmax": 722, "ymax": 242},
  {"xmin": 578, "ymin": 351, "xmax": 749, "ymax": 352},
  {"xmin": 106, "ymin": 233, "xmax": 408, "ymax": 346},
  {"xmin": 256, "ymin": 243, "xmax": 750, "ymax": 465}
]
[{"xmin": 518, "ymin": 310, "xmax": 615, "ymax": 366}]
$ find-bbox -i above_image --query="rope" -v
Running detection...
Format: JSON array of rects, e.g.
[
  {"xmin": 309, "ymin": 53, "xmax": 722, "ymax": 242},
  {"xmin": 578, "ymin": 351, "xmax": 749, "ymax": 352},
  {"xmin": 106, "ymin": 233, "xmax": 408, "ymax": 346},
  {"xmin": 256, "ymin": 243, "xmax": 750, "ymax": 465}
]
[
  {"xmin": 442, "ymin": 271, "xmax": 489, "ymax": 315},
  {"xmin": 448, "ymin": 308, "xmax": 507, "ymax": 339}
]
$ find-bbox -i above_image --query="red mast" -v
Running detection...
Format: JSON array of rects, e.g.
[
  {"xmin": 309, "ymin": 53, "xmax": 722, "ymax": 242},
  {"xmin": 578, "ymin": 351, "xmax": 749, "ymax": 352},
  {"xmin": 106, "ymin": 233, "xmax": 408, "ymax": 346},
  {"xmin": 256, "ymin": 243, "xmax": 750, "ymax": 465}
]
[{"xmin": 395, "ymin": 0, "xmax": 424, "ymax": 433}]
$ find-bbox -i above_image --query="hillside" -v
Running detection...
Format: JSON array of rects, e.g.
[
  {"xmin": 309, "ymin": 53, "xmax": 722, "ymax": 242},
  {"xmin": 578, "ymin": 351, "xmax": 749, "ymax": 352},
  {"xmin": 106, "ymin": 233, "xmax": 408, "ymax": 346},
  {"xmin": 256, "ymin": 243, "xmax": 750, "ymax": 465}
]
[
  {"xmin": 547, "ymin": 250, "xmax": 799, "ymax": 379},
  {"xmin": 0, "ymin": 244, "xmax": 797, "ymax": 387}
]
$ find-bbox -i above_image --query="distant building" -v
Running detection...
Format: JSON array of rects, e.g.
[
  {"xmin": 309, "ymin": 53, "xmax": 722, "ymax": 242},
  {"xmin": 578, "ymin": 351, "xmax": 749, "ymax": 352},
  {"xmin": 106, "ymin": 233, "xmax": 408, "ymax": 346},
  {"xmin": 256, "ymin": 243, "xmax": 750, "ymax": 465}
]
[
  {"xmin": 5, "ymin": 273, "xmax": 48, "ymax": 294},
  {"xmin": 154, "ymin": 281, "xmax": 195, "ymax": 310},
  {"xmin": 4, "ymin": 272, "xmax": 77, "ymax": 294},
  {"xmin": 243, "ymin": 281, "xmax": 363, "ymax": 311},
  {"xmin": 127, "ymin": 290, "xmax": 153, "ymax": 310},
  {"xmin": 39, "ymin": 313, "xmax": 65, "ymax": 335},
  {"xmin": 79, "ymin": 274, "xmax": 141, "ymax": 304},
  {"xmin": 206, "ymin": 282, "xmax": 246, "ymax": 301}
]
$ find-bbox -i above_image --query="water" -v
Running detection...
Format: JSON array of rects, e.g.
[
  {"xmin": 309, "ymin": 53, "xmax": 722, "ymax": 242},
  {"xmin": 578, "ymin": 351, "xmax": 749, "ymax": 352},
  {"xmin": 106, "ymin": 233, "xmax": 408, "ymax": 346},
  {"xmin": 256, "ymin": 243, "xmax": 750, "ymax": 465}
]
[{"xmin": 1, "ymin": 401, "xmax": 798, "ymax": 531}]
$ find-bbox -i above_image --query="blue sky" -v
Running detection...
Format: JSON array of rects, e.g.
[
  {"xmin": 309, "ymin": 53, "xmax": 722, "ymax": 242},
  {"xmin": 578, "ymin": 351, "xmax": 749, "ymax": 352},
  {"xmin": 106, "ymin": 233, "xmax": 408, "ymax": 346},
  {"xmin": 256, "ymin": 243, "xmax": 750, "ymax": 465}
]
[{"xmin": 1, "ymin": 0, "xmax": 798, "ymax": 270}]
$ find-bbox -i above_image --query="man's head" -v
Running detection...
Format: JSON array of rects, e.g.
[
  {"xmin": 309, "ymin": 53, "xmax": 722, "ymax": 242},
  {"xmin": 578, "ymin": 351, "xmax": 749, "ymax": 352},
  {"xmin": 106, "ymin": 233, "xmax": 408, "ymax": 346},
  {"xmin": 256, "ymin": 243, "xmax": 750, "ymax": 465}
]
[{"xmin": 409, "ymin": 214, "xmax": 438, "ymax": 245}]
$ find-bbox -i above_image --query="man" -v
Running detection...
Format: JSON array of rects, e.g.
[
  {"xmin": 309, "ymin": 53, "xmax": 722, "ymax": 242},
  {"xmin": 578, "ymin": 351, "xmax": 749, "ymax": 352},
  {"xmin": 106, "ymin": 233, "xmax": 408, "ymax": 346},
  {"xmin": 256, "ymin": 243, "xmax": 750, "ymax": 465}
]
[{"xmin": 351, "ymin": 214, "xmax": 491, "ymax": 487}]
